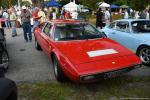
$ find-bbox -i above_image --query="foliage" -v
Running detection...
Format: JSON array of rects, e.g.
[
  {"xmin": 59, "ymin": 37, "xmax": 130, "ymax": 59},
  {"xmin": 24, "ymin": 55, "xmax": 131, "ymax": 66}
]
[
  {"xmin": 58, "ymin": 0, "xmax": 149, "ymax": 11},
  {"xmin": 0, "ymin": 0, "xmax": 17, "ymax": 8},
  {"xmin": 107, "ymin": 0, "xmax": 149, "ymax": 11},
  {"xmin": 58, "ymin": 0, "xmax": 68, "ymax": 6},
  {"xmin": 21, "ymin": 1, "xmax": 32, "ymax": 7}
]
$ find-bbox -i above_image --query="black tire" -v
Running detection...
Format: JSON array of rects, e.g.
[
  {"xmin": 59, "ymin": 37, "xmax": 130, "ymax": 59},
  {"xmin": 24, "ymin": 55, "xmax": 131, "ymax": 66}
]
[
  {"xmin": 52, "ymin": 55, "xmax": 67, "ymax": 82},
  {"xmin": 137, "ymin": 46, "xmax": 150, "ymax": 67},
  {"xmin": 0, "ymin": 78, "xmax": 17, "ymax": 100},
  {"xmin": 35, "ymin": 39, "xmax": 42, "ymax": 50},
  {"xmin": 0, "ymin": 48, "xmax": 9, "ymax": 71}
]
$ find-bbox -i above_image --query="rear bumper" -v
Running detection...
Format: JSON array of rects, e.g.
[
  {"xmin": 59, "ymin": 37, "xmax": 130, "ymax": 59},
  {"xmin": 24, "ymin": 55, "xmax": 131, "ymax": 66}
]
[{"xmin": 79, "ymin": 64, "xmax": 141, "ymax": 82}]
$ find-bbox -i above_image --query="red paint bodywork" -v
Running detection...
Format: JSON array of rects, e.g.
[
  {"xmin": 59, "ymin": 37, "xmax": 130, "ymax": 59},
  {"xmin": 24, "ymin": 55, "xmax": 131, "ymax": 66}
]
[{"xmin": 34, "ymin": 19, "xmax": 141, "ymax": 82}]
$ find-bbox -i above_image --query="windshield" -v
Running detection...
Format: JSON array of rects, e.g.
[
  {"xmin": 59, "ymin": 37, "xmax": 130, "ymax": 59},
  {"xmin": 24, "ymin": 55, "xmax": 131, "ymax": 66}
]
[
  {"xmin": 131, "ymin": 21, "xmax": 150, "ymax": 33},
  {"xmin": 54, "ymin": 23, "xmax": 103, "ymax": 41}
]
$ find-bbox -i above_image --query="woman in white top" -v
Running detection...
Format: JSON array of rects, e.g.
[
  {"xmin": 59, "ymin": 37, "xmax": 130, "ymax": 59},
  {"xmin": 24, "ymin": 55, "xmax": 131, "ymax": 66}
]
[
  {"xmin": 3, "ymin": 10, "xmax": 11, "ymax": 28},
  {"xmin": 146, "ymin": 10, "xmax": 150, "ymax": 20},
  {"xmin": 124, "ymin": 9, "xmax": 129, "ymax": 19}
]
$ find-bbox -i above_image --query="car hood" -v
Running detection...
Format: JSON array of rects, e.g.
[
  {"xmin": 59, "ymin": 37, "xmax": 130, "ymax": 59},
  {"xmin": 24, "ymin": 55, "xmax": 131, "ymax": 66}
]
[
  {"xmin": 56, "ymin": 38, "xmax": 134, "ymax": 65},
  {"xmin": 134, "ymin": 33, "xmax": 150, "ymax": 42}
]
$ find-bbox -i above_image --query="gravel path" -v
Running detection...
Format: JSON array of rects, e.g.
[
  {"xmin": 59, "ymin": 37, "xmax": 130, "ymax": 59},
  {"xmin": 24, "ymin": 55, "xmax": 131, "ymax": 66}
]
[{"xmin": 5, "ymin": 28, "xmax": 55, "ymax": 82}]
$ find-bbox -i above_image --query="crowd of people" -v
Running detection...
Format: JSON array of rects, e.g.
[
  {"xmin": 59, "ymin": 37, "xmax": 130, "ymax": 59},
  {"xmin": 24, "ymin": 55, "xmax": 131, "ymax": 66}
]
[
  {"xmin": 0, "ymin": 6, "xmax": 80, "ymax": 42},
  {"xmin": 0, "ymin": 5, "xmax": 150, "ymax": 42},
  {"xmin": 96, "ymin": 7, "xmax": 150, "ymax": 29}
]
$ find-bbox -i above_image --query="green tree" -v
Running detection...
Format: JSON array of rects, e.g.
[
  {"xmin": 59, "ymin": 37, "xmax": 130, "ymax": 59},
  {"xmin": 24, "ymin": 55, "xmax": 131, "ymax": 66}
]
[
  {"xmin": 21, "ymin": 1, "xmax": 32, "ymax": 7},
  {"xmin": 0, "ymin": 0, "xmax": 17, "ymax": 8}
]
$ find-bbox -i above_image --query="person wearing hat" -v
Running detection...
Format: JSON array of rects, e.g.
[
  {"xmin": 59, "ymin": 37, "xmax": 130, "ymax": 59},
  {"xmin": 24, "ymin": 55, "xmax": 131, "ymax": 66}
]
[{"xmin": 21, "ymin": 6, "xmax": 32, "ymax": 42}]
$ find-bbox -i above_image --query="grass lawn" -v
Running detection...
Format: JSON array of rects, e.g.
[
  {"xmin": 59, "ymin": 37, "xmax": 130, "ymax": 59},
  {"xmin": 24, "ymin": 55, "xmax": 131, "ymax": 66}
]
[{"xmin": 18, "ymin": 76, "xmax": 150, "ymax": 100}]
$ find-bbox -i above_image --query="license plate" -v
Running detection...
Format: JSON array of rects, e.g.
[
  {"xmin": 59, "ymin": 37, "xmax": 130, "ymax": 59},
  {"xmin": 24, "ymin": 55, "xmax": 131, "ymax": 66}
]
[{"xmin": 104, "ymin": 68, "xmax": 128, "ymax": 78}]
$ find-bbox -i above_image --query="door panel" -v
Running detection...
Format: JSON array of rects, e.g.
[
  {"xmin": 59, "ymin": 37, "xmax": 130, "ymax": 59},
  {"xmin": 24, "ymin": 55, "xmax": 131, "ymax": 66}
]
[
  {"xmin": 39, "ymin": 23, "xmax": 53, "ymax": 55},
  {"xmin": 108, "ymin": 21, "xmax": 136, "ymax": 51}
]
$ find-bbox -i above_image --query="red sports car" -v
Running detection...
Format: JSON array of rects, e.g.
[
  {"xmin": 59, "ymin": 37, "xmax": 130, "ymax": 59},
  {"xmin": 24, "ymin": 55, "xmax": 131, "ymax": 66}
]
[{"xmin": 34, "ymin": 19, "xmax": 141, "ymax": 83}]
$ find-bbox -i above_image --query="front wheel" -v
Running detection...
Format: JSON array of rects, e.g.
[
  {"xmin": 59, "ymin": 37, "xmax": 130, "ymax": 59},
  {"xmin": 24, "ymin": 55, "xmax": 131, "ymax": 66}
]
[
  {"xmin": 137, "ymin": 46, "xmax": 150, "ymax": 66},
  {"xmin": 52, "ymin": 55, "xmax": 67, "ymax": 82}
]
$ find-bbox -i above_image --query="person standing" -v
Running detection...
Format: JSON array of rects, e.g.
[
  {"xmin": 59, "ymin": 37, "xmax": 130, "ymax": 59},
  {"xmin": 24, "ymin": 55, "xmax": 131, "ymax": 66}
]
[
  {"xmin": 16, "ymin": 9, "xmax": 22, "ymax": 26},
  {"xmin": 64, "ymin": 10, "xmax": 71, "ymax": 19},
  {"xmin": 0, "ymin": 9, "xmax": 3, "ymax": 18},
  {"xmin": 60, "ymin": 8, "xmax": 65, "ymax": 19},
  {"xmin": 52, "ymin": 9, "xmax": 56, "ymax": 20},
  {"xmin": 134, "ymin": 11, "xmax": 140, "ymax": 19},
  {"xmin": 96, "ymin": 8, "xmax": 103, "ymax": 29},
  {"xmin": 21, "ymin": 6, "xmax": 32, "ymax": 42},
  {"xmin": 140, "ymin": 9, "xmax": 147, "ymax": 19},
  {"xmin": 124, "ymin": 9, "xmax": 129, "ymax": 19},
  {"xmin": 38, "ymin": 8, "xmax": 46, "ymax": 23},
  {"xmin": 104, "ymin": 8, "xmax": 111, "ymax": 26},
  {"xmin": 71, "ymin": 10, "xmax": 78, "ymax": 19},
  {"xmin": 2, "ymin": 10, "xmax": 11, "ymax": 28},
  {"xmin": 31, "ymin": 7, "xmax": 41, "ymax": 33},
  {"xmin": 146, "ymin": 9, "xmax": 150, "ymax": 20},
  {"xmin": 9, "ymin": 8, "xmax": 17, "ymax": 37}
]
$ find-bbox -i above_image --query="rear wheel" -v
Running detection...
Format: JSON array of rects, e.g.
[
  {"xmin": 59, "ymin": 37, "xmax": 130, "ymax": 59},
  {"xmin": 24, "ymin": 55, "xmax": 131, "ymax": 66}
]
[
  {"xmin": 35, "ymin": 39, "xmax": 41, "ymax": 50},
  {"xmin": 0, "ymin": 49, "xmax": 9, "ymax": 71},
  {"xmin": 137, "ymin": 46, "xmax": 150, "ymax": 67},
  {"xmin": 52, "ymin": 55, "xmax": 66, "ymax": 82}
]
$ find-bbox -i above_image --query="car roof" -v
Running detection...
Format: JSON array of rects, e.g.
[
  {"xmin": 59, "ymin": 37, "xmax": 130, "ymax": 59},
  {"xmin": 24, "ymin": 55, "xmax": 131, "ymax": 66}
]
[
  {"xmin": 114, "ymin": 19, "xmax": 150, "ymax": 22},
  {"xmin": 49, "ymin": 19, "xmax": 87, "ymax": 24}
]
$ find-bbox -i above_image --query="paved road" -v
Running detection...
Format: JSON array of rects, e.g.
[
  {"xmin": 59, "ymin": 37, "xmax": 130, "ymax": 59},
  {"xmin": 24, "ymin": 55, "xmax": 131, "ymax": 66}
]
[
  {"xmin": 4, "ymin": 28, "xmax": 150, "ymax": 83},
  {"xmin": 5, "ymin": 28, "xmax": 55, "ymax": 82}
]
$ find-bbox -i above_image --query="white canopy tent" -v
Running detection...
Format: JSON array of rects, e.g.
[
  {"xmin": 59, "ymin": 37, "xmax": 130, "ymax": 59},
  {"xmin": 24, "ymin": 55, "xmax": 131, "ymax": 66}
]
[
  {"xmin": 63, "ymin": 2, "xmax": 79, "ymax": 12},
  {"xmin": 99, "ymin": 2, "xmax": 110, "ymax": 8}
]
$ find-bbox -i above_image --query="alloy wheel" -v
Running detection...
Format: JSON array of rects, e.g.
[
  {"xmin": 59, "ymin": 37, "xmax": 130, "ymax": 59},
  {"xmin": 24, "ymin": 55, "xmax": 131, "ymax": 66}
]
[{"xmin": 139, "ymin": 48, "xmax": 150, "ymax": 64}]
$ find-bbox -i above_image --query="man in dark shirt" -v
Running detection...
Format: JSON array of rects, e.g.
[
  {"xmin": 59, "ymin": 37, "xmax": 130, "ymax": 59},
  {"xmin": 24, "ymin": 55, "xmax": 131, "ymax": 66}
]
[{"xmin": 21, "ymin": 6, "xmax": 32, "ymax": 42}]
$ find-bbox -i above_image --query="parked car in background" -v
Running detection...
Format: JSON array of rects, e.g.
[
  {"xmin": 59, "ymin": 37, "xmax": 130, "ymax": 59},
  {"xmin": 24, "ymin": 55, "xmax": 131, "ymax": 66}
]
[
  {"xmin": 0, "ymin": 28, "xmax": 9, "ymax": 71},
  {"xmin": 102, "ymin": 19, "xmax": 150, "ymax": 66},
  {"xmin": 34, "ymin": 19, "xmax": 141, "ymax": 83}
]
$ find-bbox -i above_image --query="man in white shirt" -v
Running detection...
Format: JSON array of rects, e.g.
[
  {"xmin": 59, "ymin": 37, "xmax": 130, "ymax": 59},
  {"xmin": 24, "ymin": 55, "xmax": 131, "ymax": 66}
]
[{"xmin": 104, "ymin": 8, "xmax": 110, "ymax": 26}]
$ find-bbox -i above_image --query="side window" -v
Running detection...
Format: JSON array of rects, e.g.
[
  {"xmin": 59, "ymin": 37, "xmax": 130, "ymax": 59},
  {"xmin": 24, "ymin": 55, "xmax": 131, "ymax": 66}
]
[
  {"xmin": 108, "ymin": 22, "xmax": 116, "ymax": 29},
  {"xmin": 43, "ymin": 23, "xmax": 52, "ymax": 36},
  {"xmin": 116, "ymin": 21, "xmax": 130, "ymax": 33}
]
